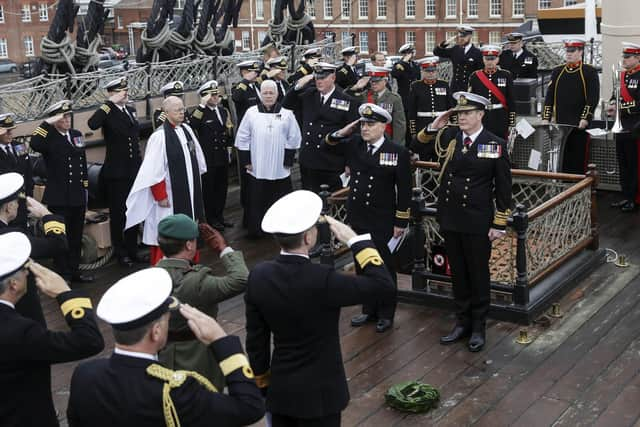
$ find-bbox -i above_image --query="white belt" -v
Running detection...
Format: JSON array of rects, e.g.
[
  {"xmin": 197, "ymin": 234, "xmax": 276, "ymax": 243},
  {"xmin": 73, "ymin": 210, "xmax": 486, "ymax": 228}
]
[
  {"xmin": 417, "ymin": 111, "xmax": 446, "ymax": 118},
  {"xmin": 485, "ymin": 103, "xmax": 504, "ymax": 111}
]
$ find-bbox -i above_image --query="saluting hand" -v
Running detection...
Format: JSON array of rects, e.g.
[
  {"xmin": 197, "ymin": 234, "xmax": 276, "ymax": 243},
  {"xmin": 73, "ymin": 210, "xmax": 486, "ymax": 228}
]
[
  {"xmin": 488, "ymin": 228, "xmax": 505, "ymax": 242},
  {"xmin": 335, "ymin": 119, "xmax": 361, "ymax": 138},
  {"xmin": 431, "ymin": 110, "xmax": 454, "ymax": 130},
  {"xmin": 295, "ymin": 74, "xmax": 314, "ymax": 90},
  {"xmin": 180, "ymin": 304, "xmax": 227, "ymax": 346},
  {"xmin": 28, "ymin": 261, "xmax": 71, "ymax": 298},
  {"xmin": 26, "ymin": 196, "xmax": 51, "ymax": 219},
  {"xmin": 325, "ymin": 216, "xmax": 356, "ymax": 244}
]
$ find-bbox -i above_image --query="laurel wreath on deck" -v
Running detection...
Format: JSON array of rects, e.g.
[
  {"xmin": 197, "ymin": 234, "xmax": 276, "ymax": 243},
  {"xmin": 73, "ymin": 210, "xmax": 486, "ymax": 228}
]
[{"xmin": 385, "ymin": 380, "xmax": 440, "ymax": 413}]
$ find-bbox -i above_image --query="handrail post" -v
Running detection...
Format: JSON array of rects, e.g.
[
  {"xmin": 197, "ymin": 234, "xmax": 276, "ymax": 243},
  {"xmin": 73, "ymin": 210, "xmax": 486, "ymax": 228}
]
[
  {"xmin": 586, "ymin": 163, "xmax": 599, "ymax": 250},
  {"xmin": 410, "ymin": 187, "xmax": 427, "ymax": 290},
  {"xmin": 144, "ymin": 62, "xmax": 152, "ymax": 119},
  {"xmin": 318, "ymin": 184, "xmax": 334, "ymax": 267},
  {"xmin": 512, "ymin": 204, "xmax": 529, "ymax": 306}
]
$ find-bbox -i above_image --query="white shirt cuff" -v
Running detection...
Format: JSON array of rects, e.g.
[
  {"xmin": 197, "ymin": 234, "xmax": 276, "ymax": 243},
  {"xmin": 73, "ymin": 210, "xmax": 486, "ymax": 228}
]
[
  {"xmin": 347, "ymin": 233, "xmax": 372, "ymax": 248},
  {"xmin": 220, "ymin": 247, "xmax": 234, "ymax": 258}
]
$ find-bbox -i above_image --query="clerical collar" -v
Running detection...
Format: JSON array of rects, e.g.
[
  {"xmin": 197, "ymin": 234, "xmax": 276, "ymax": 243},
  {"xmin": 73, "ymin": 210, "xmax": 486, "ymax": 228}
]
[
  {"xmin": 366, "ymin": 136, "xmax": 385, "ymax": 154},
  {"xmin": 0, "ymin": 299, "xmax": 15, "ymax": 309},
  {"xmin": 463, "ymin": 126, "xmax": 483, "ymax": 146},
  {"xmin": 114, "ymin": 347, "xmax": 158, "ymax": 361},
  {"xmin": 257, "ymin": 102, "xmax": 283, "ymax": 114},
  {"xmin": 280, "ymin": 250, "xmax": 309, "ymax": 259},
  {"xmin": 320, "ymin": 86, "xmax": 336, "ymax": 102}
]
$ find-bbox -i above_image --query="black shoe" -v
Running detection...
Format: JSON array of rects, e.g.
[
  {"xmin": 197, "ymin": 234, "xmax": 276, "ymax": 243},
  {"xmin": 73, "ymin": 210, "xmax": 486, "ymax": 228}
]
[
  {"xmin": 440, "ymin": 325, "xmax": 471, "ymax": 345},
  {"xmin": 376, "ymin": 318, "xmax": 393, "ymax": 333},
  {"xmin": 611, "ymin": 199, "xmax": 630, "ymax": 208},
  {"xmin": 118, "ymin": 256, "xmax": 134, "ymax": 268},
  {"xmin": 222, "ymin": 221, "xmax": 235, "ymax": 228},
  {"xmin": 621, "ymin": 201, "xmax": 637, "ymax": 212},
  {"xmin": 72, "ymin": 273, "xmax": 94, "ymax": 283},
  {"xmin": 468, "ymin": 331, "xmax": 486, "ymax": 352},
  {"xmin": 351, "ymin": 313, "xmax": 377, "ymax": 327}
]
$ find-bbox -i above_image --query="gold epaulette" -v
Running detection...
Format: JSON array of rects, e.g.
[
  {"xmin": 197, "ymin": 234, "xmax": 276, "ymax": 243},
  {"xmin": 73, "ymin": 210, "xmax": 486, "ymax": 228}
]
[
  {"xmin": 100, "ymin": 104, "xmax": 111, "ymax": 114},
  {"xmin": 355, "ymin": 247, "xmax": 384, "ymax": 269},
  {"xmin": 43, "ymin": 219, "xmax": 65, "ymax": 235},
  {"xmin": 493, "ymin": 209, "xmax": 512, "ymax": 227},
  {"xmin": 395, "ymin": 63, "xmax": 405, "ymax": 71},
  {"xmin": 298, "ymin": 66, "xmax": 309, "ymax": 76},
  {"xmin": 32, "ymin": 126, "xmax": 48, "ymax": 138},
  {"xmin": 395, "ymin": 209, "xmax": 410, "ymax": 220},
  {"xmin": 192, "ymin": 109, "xmax": 203, "ymax": 120},
  {"xmin": 60, "ymin": 297, "xmax": 92, "ymax": 319},
  {"xmin": 237, "ymin": 82, "xmax": 247, "ymax": 91},
  {"xmin": 255, "ymin": 370, "xmax": 271, "ymax": 389},
  {"xmin": 219, "ymin": 353, "xmax": 254, "ymax": 378},
  {"xmin": 147, "ymin": 364, "xmax": 218, "ymax": 427}
]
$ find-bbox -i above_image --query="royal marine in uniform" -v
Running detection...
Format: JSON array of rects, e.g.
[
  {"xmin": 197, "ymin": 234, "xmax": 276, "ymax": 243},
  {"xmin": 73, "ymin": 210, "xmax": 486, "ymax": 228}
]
[
  {"xmin": 67, "ymin": 268, "xmax": 264, "ymax": 427},
  {"xmin": 335, "ymin": 46, "xmax": 360, "ymax": 89},
  {"xmin": 231, "ymin": 60, "xmax": 262, "ymax": 124},
  {"xmin": 152, "ymin": 81, "xmax": 185, "ymax": 130},
  {"xmin": 610, "ymin": 42, "xmax": 640, "ymax": 212},
  {"xmin": 326, "ymin": 104, "xmax": 411, "ymax": 333},
  {"xmin": 0, "ymin": 113, "xmax": 33, "ymax": 228},
  {"xmin": 434, "ymin": 25, "xmax": 483, "ymax": 93},
  {"xmin": 190, "ymin": 81, "xmax": 235, "ymax": 229},
  {"xmin": 542, "ymin": 39, "xmax": 600, "ymax": 174},
  {"xmin": 30, "ymin": 100, "xmax": 93, "ymax": 283},
  {"xmin": 0, "ymin": 232, "xmax": 104, "ymax": 427},
  {"xmin": 407, "ymin": 57, "xmax": 454, "ymax": 159},
  {"xmin": 468, "ymin": 45, "xmax": 516, "ymax": 138},
  {"xmin": 499, "ymin": 32, "xmax": 539, "ymax": 79},
  {"xmin": 420, "ymin": 92, "xmax": 512, "ymax": 352},
  {"xmin": 87, "ymin": 77, "xmax": 142, "ymax": 267},
  {"xmin": 245, "ymin": 191, "xmax": 395, "ymax": 426}
]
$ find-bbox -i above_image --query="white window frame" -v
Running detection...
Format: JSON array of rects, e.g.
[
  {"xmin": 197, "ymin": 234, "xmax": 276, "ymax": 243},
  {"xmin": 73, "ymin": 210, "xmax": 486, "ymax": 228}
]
[
  {"xmin": 359, "ymin": 31, "xmax": 369, "ymax": 54},
  {"xmin": 38, "ymin": 3, "xmax": 48, "ymax": 21},
  {"xmin": 472, "ymin": 32, "xmax": 479, "ymax": 45},
  {"xmin": 377, "ymin": 0, "xmax": 387, "ymax": 19},
  {"xmin": 424, "ymin": 31, "xmax": 435, "ymax": 54},
  {"xmin": 175, "ymin": 0, "xmax": 184, "ymax": 9},
  {"xmin": 324, "ymin": 0, "xmax": 333, "ymax": 19},
  {"xmin": 22, "ymin": 5, "xmax": 32, "ymax": 22},
  {"xmin": 538, "ymin": 0, "xmax": 551, "ymax": 9},
  {"xmin": 445, "ymin": 30, "xmax": 457, "ymax": 41},
  {"xmin": 512, "ymin": 0, "xmax": 524, "ymax": 17},
  {"xmin": 342, "ymin": 31, "xmax": 351, "ymax": 45},
  {"xmin": 405, "ymin": 0, "xmax": 416, "ymax": 18},
  {"xmin": 24, "ymin": 35, "xmax": 34, "ymax": 56},
  {"xmin": 307, "ymin": 0, "xmax": 316, "ymax": 18},
  {"xmin": 467, "ymin": 0, "xmax": 478, "ymax": 18},
  {"xmin": 0, "ymin": 38, "xmax": 7, "ymax": 58},
  {"xmin": 258, "ymin": 31, "xmax": 268, "ymax": 45},
  {"xmin": 256, "ymin": 0, "xmax": 264, "ymax": 19},
  {"xmin": 490, "ymin": 0, "xmax": 502, "ymax": 18},
  {"xmin": 564, "ymin": 0, "xmax": 577, "ymax": 5},
  {"xmin": 424, "ymin": 0, "xmax": 435, "ymax": 18},
  {"xmin": 489, "ymin": 31, "xmax": 502, "ymax": 45},
  {"xmin": 341, "ymin": 0, "xmax": 350, "ymax": 19},
  {"xmin": 117, "ymin": 15, "xmax": 123, "ymax": 29},
  {"xmin": 358, "ymin": 0, "xmax": 368, "ymax": 19},
  {"xmin": 445, "ymin": 0, "xmax": 456, "ymax": 18},
  {"xmin": 405, "ymin": 31, "xmax": 416, "ymax": 46},
  {"xmin": 241, "ymin": 31, "xmax": 250, "ymax": 51},
  {"xmin": 377, "ymin": 31, "xmax": 387, "ymax": 54},
  {"xmin": 0, "ymin": 5, "xmax": 4, "ymax": 24}
]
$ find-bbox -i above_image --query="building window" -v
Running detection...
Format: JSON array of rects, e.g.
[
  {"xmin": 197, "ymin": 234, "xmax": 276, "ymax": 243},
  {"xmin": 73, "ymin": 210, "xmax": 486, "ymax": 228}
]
[
  {"xmin": 468, "ymin": 0, "xmax": 478, "ymax": 17},
  {"xmin": 175, "ymin": 0, "xmax": 184, "ymax": 8},
  {"xmin": 0, "ymin": 38, "xmax": 7, "ymax": 58},
  {"xmin": 307, "ymin": 0, "xmax": 316, "ymax": 17},
  {"xmin": 377, "ymin": 0, "xmax": 386, "ymax": 18},
  {"xmin": 445, "ymin": 0, "xmax": 456, "ymax": 18},
  {"xmin": 405, "ymin": 0, "xmax": 416, "ymax": 18},
  {"xmin": 405, "ymin": 31, "xmax": 416, "ymax": 46},
  {"xmin": 425, "ymin": 31, "xmax": 435, "ymax": 53},
  {"xmin": 358, "ymin": 0, "xmax": 368, "ymax": 18},
  {"xmin": 117, "ymin": 15, "xmax": 123, "ymax": 29},
  {"xmin": 472, "ymin": 32, "xmax": 479, "ymax": 45},
  {"xmin": 241, "ymin": 31, "xmax": 250, "ymax": 50},
  {"xmin": 256, "ymin": 0, "xmax": 264, "ymax": 18},
  {"xmin": 564, "ymin": 0, "xmax": 577, "ymax": 5},
  {"xmin": 0, "ymin": 5, "xmax": 4, "ymax": 24},
  {"xmin": 22, "ymin": 5, "xmax": 31, "ymax": 22},
  {"xmin": 489, "ymin": 31, "xmax": 502, "ymax": 45},
  {"xmin": 538, "ymin": 0, "xmax": 551, "ymax": 9},
  {"xmin": 512, "ymin": 0, "xmax": 524, "ymax": 16},
  {"xmin": 342, "ymin": 31, "xmax": 351, "ymax": 45},
  {"xmin": 324, "ymin": 0, "xmax": 333, "ymax": 18},
  {"xmin": 325, "ymin": 30, "xmax": 335, "ymax": 41},
  {"xmin": 377, "ymin": 31, "xmax": 387, "ymax": 53},
  {"xmin": 24, "ymin": 36, "xmax": 34, "ymax": 56},
  {"xmin": 424, "ymin": 0, "xmax": 435, "ymax": 18},
  {"xmin": 258, "ymin": 31, "xmax": 268, "ymax": 45},
  {"xmin": 446, "ymin": 30, "xmax": 457, "ymax": 41},
  {"xmin": 490, "ymin": 0, "xmax": 501, "ymax": 17},
  {"xmin": 341, "ymin": 0, "xmax": 350, "ymax": 18},
  {"xmin": 39, "ymin": 3, "xmax": 48, "ymax": 21},
  {"xmin": 359, "ymin": 31, "xmax": 369, "ymax": 53}
]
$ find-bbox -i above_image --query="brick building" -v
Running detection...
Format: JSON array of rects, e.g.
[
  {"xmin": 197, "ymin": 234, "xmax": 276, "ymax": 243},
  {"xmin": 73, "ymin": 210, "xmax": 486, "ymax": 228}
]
[{"xmin": 0, "ymin": 0, "xmax": 54, "ymax": 64}]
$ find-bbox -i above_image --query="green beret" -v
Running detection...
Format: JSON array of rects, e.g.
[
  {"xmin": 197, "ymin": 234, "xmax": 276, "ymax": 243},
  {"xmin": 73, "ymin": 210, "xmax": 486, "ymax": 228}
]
[{"xmin": 158, "ymin": 214, "xmax": 199, "ymax": 240}]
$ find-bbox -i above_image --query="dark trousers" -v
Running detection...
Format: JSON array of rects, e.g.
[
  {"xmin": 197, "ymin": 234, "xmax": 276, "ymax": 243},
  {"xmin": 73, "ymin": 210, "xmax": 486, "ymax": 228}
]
[
  {"xmin": 562, "ymin": 128, "xmax": 590, "ymax": 174},
  {"xmin": 271, "ymin": 412, "xmax": 341, "ymax": 427},
  {"xmin": 105, "ymin": 178, "xmax": 138, "ymax": 259},
  {"xmin": 300, "ymin": 167, "xmax": 342, "ymax": 194},
  {"xmin": 616, "ymin": 133, "xmax": 639, "ymax": 202},
  {"xmin": 354, "ymin": 228, "xmax": 397, "ymax": 320},
  {"xmin": 202, "ymin": 164, "xmax": 229, "ymax": 225},
  {"xmin": 443, "ymin": 230, "xmax": 491, "ymax": 331},
  {"xmin": 49, "ymin": 205, "xmax": 85, "ymax": 280},
  {"xmin": 246, "ymin": 175, "xmax": 292, "ymax": 236}
]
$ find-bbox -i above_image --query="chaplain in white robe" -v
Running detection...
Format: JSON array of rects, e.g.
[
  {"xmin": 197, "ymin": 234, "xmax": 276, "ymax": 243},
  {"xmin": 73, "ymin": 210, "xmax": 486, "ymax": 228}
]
[
  {"xmin": 126, "ymin": 96, "xmax": 207, "ymax": 263},
  {"xmin": 235, "ymin": 80, "xmax": 301, "ymax": 237}
]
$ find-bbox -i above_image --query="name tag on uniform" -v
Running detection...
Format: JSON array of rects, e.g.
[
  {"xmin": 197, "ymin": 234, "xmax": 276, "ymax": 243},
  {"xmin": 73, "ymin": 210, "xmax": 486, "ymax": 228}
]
[
  {"xmin": 524, "ymin": 57, "xmax": 533, "ymax": 65},
  {"xmin": 380, "ymin": 102, "xmax": 393, "ymax": 113},
  {"xmin": 497, "ymin": 78, "xmax": 507, "ymax": 87},
  {"xmin": 435, "ymin": 87, "xmax": 447, "ymax": 95},
  {"xmin": 477, "ymin": 143, "xmax": 502, "ymax": 159},
  {"xmin": 13, "ymin": 143, "xmax": 28, "ymax": 156},
  {"xmin": 379, "ymin": 152, "xmax": 398, "ymax": 166},
  {"xmin": 331, "ymin": 98, "xmax": 350, "ymax": 111},
  {"xmin": 72, "ymin": 136, "xmax": 85, "ymax": 148}
]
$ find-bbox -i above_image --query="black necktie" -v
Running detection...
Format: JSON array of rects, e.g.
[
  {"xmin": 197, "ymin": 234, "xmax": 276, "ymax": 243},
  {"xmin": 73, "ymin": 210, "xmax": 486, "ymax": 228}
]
[
  {"xmin": 367, "ymin": 144, "xmax": 375, "ymax": 156},
  {"xmin": 4, "ymin": 145, "xmax": 15, "ymax": 162},
  {"xmin": 320, "ymin": 95, "xmax": 325, "ymax": 105},
  {"xmin": 122, "ymin": 106, "xmax": 133, "ymax": 123}
]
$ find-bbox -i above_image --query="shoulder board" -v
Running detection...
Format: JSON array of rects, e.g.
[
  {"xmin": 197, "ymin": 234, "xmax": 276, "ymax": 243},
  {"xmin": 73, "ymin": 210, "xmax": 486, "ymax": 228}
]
[
  {"xmin": 158, "ymin": 112, "xmax": 166, "ymax": 122},
  {"xmin": 298, "ymin": 66, "xmax": 309, "ymax": 76},
  {"xmin": 146, "ymin": 364, "xmax": 218, "ymax": 392},
  {"xmin": 32, "ymin": 126, "xmax": 48, "ymax": 137},
  {"xmin": 237, "ymin": 82, "xmax": 247, "ymax": 90},
  {"xmin": 340, "ymin": 68, "xmax": 348, "ymax": 74},
  {"xmin": 192, "ymin": 109, "xmax": 203, "ymax": 119},
  {"xmin": 395, "ymin": 63, "xmax": 405, "ymax": 71},
  {"xmin": 100, "ymin": 104, "xmax": 111, "ymax": 114}
]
